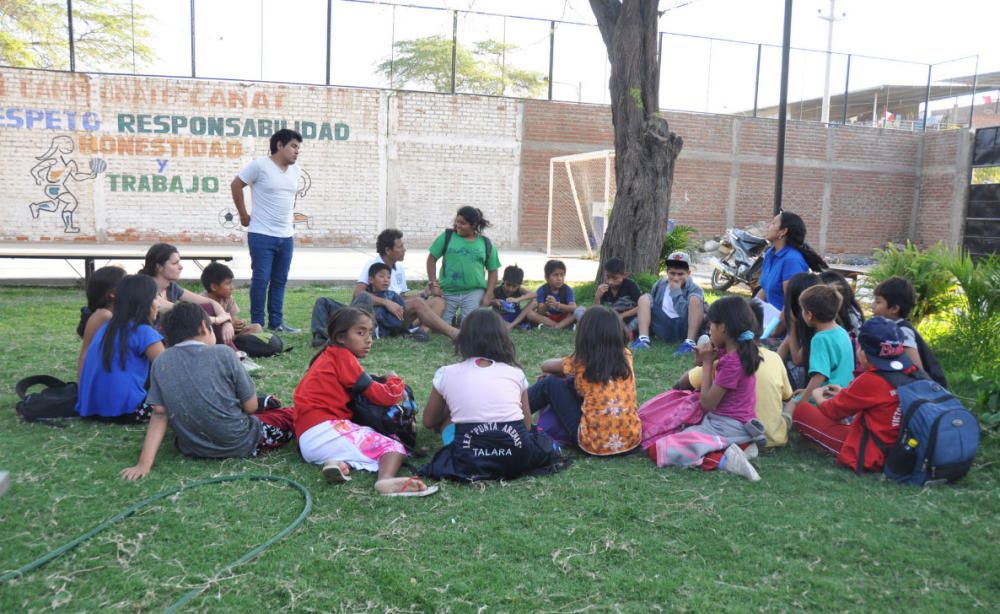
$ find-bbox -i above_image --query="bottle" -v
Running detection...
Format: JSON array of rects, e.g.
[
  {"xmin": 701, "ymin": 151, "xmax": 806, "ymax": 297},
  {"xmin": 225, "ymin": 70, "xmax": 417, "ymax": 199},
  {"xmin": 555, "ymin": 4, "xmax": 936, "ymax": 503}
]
[{"xmin": 887, "ymin": 435, "xmax": 919, "ymax": 476}]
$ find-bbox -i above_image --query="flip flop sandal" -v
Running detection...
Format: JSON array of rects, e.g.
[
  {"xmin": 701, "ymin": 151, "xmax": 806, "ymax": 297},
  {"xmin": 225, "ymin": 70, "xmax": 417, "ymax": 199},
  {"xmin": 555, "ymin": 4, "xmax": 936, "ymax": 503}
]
[
  {"xmin": 379, "ymin": 477, "xmax": 439, "ymax": 497},
  {"xmin": 322, "ymin": 461, "xmax": 351, "ymax": 483}
]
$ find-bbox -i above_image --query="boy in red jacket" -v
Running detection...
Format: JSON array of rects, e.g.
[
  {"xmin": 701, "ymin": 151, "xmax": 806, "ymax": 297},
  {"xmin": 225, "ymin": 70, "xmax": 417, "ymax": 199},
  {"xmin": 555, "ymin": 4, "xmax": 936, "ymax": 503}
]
[{"xmin": 793, "ymin": 317, "xmax": 916, "ymax": 473}]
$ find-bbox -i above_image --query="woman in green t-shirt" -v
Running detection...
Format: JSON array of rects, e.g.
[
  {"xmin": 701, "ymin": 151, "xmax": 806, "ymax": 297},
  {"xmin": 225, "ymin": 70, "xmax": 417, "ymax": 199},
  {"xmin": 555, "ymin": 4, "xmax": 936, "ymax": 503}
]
[{"xmin": 426, "ymin": 206, "xmax": 501, "ymax": 324}]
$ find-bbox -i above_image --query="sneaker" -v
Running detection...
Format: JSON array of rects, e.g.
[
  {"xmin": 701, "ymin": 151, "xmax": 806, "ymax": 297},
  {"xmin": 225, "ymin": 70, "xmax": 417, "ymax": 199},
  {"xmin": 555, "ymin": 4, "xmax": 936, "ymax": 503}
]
[
  {"xmin": 672, "ymin": 339, "xmax": 696, "ymax": 357},
  {"xmin": 269, "ymin": 323, "xmax": 301, "ymax": 334},
  {"xmin": 720, "ymin": 444, "xmax": 760, "ymax": 481},
  {"xmin": 241, "ymin": 357, "xmax": 263, "ymax": 373},
  {"xmin": 410, "ymin": 329, "xmax": 430, "ymax": 342},
  {"xmin": 742, "ymin": 442, "xmax": 759, "ymax": 460},
  {"xmin": 630, "ymin": 337, "xmax": 651, "ymax": 350}
]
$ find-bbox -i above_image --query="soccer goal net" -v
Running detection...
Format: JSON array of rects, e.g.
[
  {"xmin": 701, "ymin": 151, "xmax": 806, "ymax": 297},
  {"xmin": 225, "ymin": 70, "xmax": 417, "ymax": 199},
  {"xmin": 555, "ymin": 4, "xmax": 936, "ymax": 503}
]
[{"xmin": 546, "ymin": 149, "xmax": 617, "ymax": 257}]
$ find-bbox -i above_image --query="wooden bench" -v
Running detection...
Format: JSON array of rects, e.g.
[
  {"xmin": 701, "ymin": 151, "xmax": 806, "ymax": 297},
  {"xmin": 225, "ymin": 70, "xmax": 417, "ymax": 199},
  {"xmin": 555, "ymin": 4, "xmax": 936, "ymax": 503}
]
[{"xmin": 0, "ymin": 249, "xmax": 233, "ymax": 282}]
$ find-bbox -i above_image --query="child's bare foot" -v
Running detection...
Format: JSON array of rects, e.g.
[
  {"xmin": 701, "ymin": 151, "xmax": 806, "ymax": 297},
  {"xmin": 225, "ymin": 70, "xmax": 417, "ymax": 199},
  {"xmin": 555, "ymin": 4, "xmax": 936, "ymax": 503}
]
[
  {"xmin": 375, "ymin": 476, "xmax": 439, "ymax": 497},
  {"xmin": 322, "ymin": 460, "xmax": 351, "ymax": 483}
]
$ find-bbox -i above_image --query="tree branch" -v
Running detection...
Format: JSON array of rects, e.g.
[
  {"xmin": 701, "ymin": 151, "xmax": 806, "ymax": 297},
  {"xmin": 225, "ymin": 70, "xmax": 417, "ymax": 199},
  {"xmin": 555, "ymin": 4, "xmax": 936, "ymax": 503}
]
[{"xmin": 588, "ymin": 0, "xmax": 621, "ymax": 54}]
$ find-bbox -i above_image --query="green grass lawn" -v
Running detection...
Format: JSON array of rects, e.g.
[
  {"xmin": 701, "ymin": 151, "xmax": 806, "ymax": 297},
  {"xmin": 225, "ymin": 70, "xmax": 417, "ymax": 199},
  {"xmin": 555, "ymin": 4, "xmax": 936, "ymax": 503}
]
[{"xmin": 1, "ymin": 285, "xmax": 998, "ymax": 611}]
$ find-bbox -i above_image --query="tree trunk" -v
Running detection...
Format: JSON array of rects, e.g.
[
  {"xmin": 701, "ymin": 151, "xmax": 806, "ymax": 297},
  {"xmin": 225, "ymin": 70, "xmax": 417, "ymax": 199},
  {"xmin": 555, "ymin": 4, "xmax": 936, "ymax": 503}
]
[{"xmin": 590, "ymin": 0, "xmax": 683, "ymax": 281}]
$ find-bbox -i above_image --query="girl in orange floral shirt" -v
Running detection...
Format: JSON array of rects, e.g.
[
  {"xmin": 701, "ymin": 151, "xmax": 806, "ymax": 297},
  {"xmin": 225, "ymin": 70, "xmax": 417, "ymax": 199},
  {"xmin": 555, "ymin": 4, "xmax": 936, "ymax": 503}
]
[{"xmin": 529, "ymin": 306, "xmax": 641, "ymax": 456}]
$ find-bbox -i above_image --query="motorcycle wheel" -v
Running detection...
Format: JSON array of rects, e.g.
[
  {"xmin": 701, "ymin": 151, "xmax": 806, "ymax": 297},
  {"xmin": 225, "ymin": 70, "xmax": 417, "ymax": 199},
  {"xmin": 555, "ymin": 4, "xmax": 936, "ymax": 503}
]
[{"xmin": 711, "ymin": 267, "xmax": 736, "ymax": 292}]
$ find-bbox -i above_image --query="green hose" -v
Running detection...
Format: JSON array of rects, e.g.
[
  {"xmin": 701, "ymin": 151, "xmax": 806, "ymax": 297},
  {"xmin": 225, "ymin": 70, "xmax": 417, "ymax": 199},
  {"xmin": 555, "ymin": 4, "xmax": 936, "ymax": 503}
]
[{"xmin": 0, "ymin": 474, "xmax": 313, "ymax": 612}]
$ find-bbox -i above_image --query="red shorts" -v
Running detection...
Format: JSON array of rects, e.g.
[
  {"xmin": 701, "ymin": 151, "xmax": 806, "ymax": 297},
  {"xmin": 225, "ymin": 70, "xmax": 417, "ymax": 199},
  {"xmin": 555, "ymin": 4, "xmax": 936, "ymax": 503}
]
[{"xmin": 548, "ymin": 312, "xmax": 568, "ymax": 323}]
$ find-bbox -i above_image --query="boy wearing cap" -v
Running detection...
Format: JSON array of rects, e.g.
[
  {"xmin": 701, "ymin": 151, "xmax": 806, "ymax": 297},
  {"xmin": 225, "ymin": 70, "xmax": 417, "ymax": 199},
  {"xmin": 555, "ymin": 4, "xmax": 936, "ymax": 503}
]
[
  {"xmin": 632, "ymin": 251, "xmax": 706, "ymax": 356},
  {"xmin": 792, "ymin": 316, "xmax": 916, "ymax": 473}
]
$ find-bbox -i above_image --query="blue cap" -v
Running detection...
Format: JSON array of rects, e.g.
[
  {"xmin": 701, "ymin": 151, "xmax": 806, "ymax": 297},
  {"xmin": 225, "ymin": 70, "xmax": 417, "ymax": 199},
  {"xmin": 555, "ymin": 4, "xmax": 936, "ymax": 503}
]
[{"xmin": 858, "ymin": 316, "xmax": 912, "ymax": 371}]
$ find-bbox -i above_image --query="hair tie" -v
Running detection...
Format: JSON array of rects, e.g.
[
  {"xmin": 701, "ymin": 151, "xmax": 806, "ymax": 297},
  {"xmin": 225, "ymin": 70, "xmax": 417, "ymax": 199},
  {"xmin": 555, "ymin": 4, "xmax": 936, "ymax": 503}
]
[{"xmin": 738, "ymin": 330, "xmax": 755, "ymax": 342}]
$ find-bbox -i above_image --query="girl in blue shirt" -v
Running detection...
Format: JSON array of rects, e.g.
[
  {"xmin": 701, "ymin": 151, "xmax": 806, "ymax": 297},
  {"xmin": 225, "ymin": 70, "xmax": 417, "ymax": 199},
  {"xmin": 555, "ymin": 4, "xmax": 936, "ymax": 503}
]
[
  {"xmin": 77, "ymin": 274, "xmax": 165, "ymax": 423},
  {"xmin": 757, "ymin": 211, "xmax": 827, "ymax": 316}
]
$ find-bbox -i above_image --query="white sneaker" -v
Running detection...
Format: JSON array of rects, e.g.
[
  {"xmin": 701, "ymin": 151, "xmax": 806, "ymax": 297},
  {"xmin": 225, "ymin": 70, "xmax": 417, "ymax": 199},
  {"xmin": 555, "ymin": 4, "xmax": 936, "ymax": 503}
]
[
  {"xmin": 241, "ymin": 357, "xmax": 262, "ymax": 373},
  {"xmin": 742, "ymin": 442, "xmax": 759, "ymax": 460},
  {"xmin": 721, "ymin": 444, "xmax": 760, "ymax": 481}
]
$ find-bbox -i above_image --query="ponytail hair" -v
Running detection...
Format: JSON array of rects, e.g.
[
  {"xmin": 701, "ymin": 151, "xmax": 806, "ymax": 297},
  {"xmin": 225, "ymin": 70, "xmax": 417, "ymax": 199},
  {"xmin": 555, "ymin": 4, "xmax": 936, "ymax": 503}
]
[
  {"xmin": 707, "ymin": 296, "xmax": 762, "ymax": 376},
  {"xmin": 784, "ymin": 272, "xmax": 820, "ymax": 366},
  {"xmin": 780, "ymin": 211, "xmax": 827, "ymax": 272},
  {"xmin": 77, "ymin": 265, "xmax": 126, "ymax": 337},
  {"xmin": 456, "ymin": 206, "xmax": 491, "ymax": 234}
]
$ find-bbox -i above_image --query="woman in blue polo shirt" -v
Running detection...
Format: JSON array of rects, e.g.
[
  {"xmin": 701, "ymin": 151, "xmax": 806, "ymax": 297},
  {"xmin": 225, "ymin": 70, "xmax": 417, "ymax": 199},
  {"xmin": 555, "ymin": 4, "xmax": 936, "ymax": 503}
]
[{"xmin": 757, "ymin": 211, "xmax": 827, "ymax": 312}]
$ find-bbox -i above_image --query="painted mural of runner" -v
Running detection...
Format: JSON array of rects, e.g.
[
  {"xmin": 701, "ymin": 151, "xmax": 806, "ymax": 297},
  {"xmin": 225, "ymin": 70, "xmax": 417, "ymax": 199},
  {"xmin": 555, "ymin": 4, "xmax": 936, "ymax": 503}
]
[{"xmin": 29, "ymin": 136, "xmax": 107, "ymax": 234}]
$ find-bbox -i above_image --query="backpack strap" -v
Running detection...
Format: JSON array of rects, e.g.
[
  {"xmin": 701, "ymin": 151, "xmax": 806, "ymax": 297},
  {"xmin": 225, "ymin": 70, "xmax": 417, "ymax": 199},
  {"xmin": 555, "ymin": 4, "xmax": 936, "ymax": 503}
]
[
  {"xmin": 855, "ymin": 415, "xmax": 889, "ymax": 475},
  {"xmin": 15, "ymin": 375, "xmax": 67, "ymax": 400},
  {"xmin": 351, "ymin": 372, "xmax": 374, "ymax": 396},
  {"xmin": 482, "ymin": 235, "xmax": 493, "ymax": 265}
]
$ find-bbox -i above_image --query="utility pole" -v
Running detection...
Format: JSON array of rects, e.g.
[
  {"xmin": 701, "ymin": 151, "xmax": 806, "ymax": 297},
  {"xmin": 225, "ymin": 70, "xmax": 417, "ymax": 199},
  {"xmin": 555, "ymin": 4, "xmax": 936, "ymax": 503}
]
[{"xmin": 818, "ymin": 0, "xmax": 845, "ymax": 124}]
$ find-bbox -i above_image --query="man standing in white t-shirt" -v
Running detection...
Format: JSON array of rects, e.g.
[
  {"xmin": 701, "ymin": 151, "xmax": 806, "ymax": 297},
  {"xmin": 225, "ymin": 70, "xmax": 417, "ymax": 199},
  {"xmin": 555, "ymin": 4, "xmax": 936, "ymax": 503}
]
[{"xmin": 230, "ymin": 129, "xmax": 303, "ymax": 333}]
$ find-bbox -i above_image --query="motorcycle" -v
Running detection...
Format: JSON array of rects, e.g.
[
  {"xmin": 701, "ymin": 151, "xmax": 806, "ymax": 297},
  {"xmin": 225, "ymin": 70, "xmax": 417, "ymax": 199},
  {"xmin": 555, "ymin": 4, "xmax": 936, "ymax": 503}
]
[{"xmin": 709, "ymin": 228, "xmax": 769, "ymax": 292}]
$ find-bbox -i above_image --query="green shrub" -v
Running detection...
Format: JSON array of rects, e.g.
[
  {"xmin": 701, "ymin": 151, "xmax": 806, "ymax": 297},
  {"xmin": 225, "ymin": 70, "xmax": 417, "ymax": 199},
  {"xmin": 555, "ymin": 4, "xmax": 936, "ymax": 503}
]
[
  {"xmin": 864, "ymin": 241, "xmax": 956, "ymax": 324},
  {"xmin": 633, "ymin": 272, "xmax": 659, "ymax": 294},
  {"xmin": 660, "ymin": 225, "xmax": 700, "ymax": 269}
]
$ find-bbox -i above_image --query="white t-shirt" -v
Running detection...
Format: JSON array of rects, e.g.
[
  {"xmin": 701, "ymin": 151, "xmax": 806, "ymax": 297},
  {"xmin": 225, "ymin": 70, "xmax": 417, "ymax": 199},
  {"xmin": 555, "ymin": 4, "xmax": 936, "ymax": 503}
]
[
  {"xmin": 357, "ymin": 256, "xmax": 409, "ymax": 294},
  {"xmin": 238, "ymin": 156, "xmax": 301, "ymax": 238},
  {"xmin": 661, "ymin": 289, "xmax": 679, "ymax": 318},
  {"xmin": 432, "ymin": 358, "xmax": 527, "ymax": 424}
]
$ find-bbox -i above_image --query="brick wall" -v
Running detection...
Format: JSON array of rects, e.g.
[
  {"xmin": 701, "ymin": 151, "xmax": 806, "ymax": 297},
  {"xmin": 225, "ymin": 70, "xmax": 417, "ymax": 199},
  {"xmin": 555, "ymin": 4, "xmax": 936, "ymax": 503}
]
[
  {"xmin": 0, "ymin": 67, "xmax": 972, "ymax": 254},
  {"xmin": 519, "ymin": 100, "xmax": 971, "ymax": 254}
]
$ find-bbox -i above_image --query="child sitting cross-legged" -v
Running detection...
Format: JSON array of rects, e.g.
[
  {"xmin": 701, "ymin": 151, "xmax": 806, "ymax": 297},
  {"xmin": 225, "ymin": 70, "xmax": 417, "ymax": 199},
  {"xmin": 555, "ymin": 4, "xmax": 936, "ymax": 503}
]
[
  {"xmin": 120, "ymin": 302, "xmax": 294, "ymax": 480},
  {"xmin": 491, "ymin": 265, "xmax": 536, "ymax": 330},
  {"xmin": 293, "ymin": 307, "xmax": 438, "ymax": 496},
  {"xmin": 420, "ymin": 309, "xmax": 564, "ymax": 481},
  {"xmin": 792, "ymin": 317, "xmax": 917, "ymax": 473},
  {"xmin": 529, "ymin": 306, "xmax": 641, "ymax": 456},
  {"xmin": 649, "ymin": 296, "xmax": 765, "ymax": 481},
  {"xmin": 200, "ymin": 262, "xmax": 263, "ymax": 339},
  {"xmin": 77, "ymin": 265, "xmax": 126, "ymax": 380},
  {"xmin": 529, "ymin": 259, "xmax": 578, "ymax": 329}
]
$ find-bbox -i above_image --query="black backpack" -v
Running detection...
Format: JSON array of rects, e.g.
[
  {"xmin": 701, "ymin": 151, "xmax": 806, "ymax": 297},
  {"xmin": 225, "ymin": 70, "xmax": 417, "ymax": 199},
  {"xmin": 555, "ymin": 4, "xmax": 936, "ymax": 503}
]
[
  {"xmin": 233, "ymin": 331, "xmax": 291, "ymax": 357},
  {"xmin": 441, "ymin": 228, "xmax": 493, "ymax": 280},
  {"xmin": 15, "ymin": 375, "xmax": 79, "ymax": 423},
  {"xmin": 348, "ymin": 373, "xmax": 418, "ymax": 450},
  {"xmin": 898, "ymin": 320, "xmax": 948, "ymax": 388}
]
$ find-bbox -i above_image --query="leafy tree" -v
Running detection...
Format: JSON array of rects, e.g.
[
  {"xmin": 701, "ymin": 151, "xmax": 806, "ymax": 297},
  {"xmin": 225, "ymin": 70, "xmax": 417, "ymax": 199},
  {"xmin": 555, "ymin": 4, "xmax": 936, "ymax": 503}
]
[
  {"xmin": 972, "ymin": 166, "xmax": 1000, "ymax": 185},
  {"xmin": 377, "ymin": 35, "xmax": 546, "ymax": 97},
  {"xmin": 590, "ymin": 0, "xmax": 683, "ymax": 278},
  {"xmin": 0, "ymin": 0, "xmax": 152, "ymax": 71}
]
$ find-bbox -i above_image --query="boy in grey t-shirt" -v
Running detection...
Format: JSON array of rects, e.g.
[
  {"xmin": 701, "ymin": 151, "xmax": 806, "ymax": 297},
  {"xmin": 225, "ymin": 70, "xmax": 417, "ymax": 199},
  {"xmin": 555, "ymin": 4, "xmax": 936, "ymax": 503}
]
[{"xmin": 120, "ymin": 303, "xmax": 294, "ymax": 480}]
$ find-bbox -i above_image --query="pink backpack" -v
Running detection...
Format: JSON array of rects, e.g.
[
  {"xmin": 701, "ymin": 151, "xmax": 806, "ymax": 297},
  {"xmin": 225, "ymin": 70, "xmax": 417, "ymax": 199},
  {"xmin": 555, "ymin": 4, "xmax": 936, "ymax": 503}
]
[{"xmin": 638, "ymin": 389, "xmax": 705, "ymax": 449}]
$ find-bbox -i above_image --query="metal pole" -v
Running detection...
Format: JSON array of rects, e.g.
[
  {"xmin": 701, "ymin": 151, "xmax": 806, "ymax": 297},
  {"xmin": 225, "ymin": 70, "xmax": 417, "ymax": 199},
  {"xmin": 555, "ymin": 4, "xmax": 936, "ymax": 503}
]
[
  {"xmin": 656, "ymin": 32, "xmax": 663, "ymax": 101},
  {"xmin": 325, "ymin": 0, "xmax": 332, "ymax": 85},
  {"xmin": 774, "ymin": 0, "xmax": 793, "ymax": 216},
  {"xmin": 190, "ymin": 0, "xmax": 196, "ymax": 77},
  {"xmin": 67, "ymin": 0, "xmax": 75, "ymax": 72},
  {"xmin": 548, "ymin": 21, "xmax": 555, "ymax": 101},
  {"xmin": 922, "ymin": 64, "xmax": 932, "ymax": 132},
  {"xmin": 968, "ymin": 55, "xmax": 979, "ymax": 129},
  {"xmin": 450, "ymin": 11, "xmax": 458, "ymax": 94},
  {"xmin": 819, "ymin": 0, "xmax": 838, "ymax": 124},
  {"xmin": 752, "ymin": 43, "xmax": 762, "ymax": 118},
  {"xmin": 842, "ymin": 54, "xmax": 851, "ymax": 124}
]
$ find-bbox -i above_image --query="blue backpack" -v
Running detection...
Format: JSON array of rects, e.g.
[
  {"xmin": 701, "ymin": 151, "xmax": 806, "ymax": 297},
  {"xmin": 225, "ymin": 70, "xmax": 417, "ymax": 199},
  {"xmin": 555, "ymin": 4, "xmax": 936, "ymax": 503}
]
[{"xmin": 862, "ymin": 371, "xmax": 979, "ymax": 486}]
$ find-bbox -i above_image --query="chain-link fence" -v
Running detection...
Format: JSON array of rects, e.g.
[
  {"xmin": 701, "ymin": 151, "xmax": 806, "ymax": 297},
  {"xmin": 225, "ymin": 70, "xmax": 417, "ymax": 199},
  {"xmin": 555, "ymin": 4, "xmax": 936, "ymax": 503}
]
[{"xmin": 3, "ymin": 0, "xmax": 993, "ymax": 130}]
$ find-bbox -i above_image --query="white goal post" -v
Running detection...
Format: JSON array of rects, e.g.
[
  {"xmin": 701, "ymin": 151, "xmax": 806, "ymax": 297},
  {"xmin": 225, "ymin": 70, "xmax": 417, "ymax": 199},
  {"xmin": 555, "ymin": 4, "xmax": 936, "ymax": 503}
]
[{"xmin": 547, "ymin": 149, "xmax": 616, "ymax": 257}]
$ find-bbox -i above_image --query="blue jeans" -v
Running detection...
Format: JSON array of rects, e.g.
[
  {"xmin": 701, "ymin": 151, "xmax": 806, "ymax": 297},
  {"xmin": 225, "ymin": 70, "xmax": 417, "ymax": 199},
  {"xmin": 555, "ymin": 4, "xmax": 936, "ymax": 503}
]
[{"xmin": 248, "ymin": 232, "xmax": 293, "ymax": 328}]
